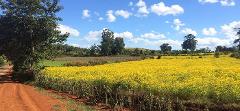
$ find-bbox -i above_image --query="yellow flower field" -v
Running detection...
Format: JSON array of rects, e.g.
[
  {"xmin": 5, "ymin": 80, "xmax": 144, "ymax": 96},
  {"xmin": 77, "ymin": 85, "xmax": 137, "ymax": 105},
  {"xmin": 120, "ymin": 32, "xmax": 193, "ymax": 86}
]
[{"xmin": 36, "ymin": 56, "xmax": 240, "ymax": 110}]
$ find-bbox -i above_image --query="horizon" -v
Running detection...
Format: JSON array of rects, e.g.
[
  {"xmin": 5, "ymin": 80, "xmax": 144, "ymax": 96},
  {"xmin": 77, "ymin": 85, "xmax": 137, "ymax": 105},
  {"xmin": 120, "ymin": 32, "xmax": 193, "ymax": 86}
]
[{"xmin": 56, "ymin": 0, "xmax": 240, "ymax": 50}]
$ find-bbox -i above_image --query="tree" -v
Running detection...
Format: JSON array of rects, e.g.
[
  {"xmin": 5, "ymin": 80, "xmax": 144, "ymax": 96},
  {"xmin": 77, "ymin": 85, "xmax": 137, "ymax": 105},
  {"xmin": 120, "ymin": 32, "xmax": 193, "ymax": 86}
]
[
  {"xmin": 100, "ymin": 29, "xmax": 114, "ymax": 56},
  {"xmin": 0, "ymin": 0, "xmax": 68, "ymax": 72},
  {"xmin": 182, "ymin": 34, "xmax": 198, "ymax": 52},
  {"xmin": 234, "ymin": 28, "xmax": 240, "ymax": 51},
  {"xmin": 113, "ymin": 37, "xmax": 125, "ymax": 55},
  {"xmin": 160, "ymin": 43, "xmax": 172, "ymax": 54},
  {"xmin": 89, "ymin": 44, "xmax": 100, "ymax": 56}
]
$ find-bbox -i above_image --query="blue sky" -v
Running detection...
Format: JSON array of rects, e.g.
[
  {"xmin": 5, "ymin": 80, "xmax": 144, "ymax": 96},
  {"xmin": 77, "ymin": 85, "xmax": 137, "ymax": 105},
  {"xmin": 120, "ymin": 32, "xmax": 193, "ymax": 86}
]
[{"xmin": 57, "ymin": 0, "xmax": 240, "ymax": 50}]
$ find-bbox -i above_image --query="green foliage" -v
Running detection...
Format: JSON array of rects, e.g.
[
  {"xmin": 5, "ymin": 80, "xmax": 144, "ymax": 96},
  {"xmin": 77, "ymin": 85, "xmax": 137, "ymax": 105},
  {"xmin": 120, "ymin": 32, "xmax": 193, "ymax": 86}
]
[
  {"xmin": 112, "ymin": 37, "xmax": 125, "ymax": 55},
  {"xmin": 214, "ymin": 52, "xmax": 220, "ymax": 58},
  {"xmin": 234, "ymin": 29, "xmax": 240, "ymax": 51},
  {"xmin": 0, "ymin": 56, "xmax": 5, "ymax": 66},
  {"xmin": 230, "ymin": 52, "xmax": 240, "ymax": 59},
  {"xmin": 39, "ymin": 60, "xmax": 67, "ymax": 67},
  {"xmin": 0, "ymin": 0, "xmax": 68, "ymax": 72},
  {"xmin": 100, "ymin": 29, "xmax": 115, "ymax": 56},
  {"xmin": 160, "ymin": 43, "xmax": 172, "ymax": 54},
  {"xmin": 51, "ymin": 44, "xmax": 90, "ymax": 57},
  {"xmin": 182, "ymin": 34, "xmax": 198, "ymax": 52},
  {"xmin": 89, "ymin": 44, "xmax": 100, "ymax": 56},
  {"xmin": 157, "ymin": 55, "xmax": 162, "ymax": 59}
]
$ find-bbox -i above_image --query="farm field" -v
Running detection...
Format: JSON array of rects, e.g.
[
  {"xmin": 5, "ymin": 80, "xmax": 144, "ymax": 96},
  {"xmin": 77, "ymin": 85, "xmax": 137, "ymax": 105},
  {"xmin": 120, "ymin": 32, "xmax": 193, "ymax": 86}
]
[
  {"xmin": 36, "ymin": 56, "xmax": 240, "ymax": 110},
  {"xmin": 40, "ymin": 56, "xmax": 142, "ymax": 67}
]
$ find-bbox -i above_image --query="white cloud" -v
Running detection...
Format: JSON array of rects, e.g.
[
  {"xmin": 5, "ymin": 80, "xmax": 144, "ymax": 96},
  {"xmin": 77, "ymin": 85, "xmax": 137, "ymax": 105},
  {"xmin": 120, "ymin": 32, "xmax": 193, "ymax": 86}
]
[
  {"xmin": 140, "ymin": 33, "xmax": 166, "ymax": 39},
  {"xmin": 199, "ymin": 0, "xmax": 235, "ymax": 6},
  {"xmin": 82, "ymin": 9, "xmax": 90, "ymax": 18},
  {"xmin": 136, "ymin": 0, "xmax": 149, "ymax": 16},
  {"xmin": 115, "ymin": 31, "xmax": 134, "ymax": 39},
  {"xmin": 106, "ymin": 10, "xmax": 116, "ymax": 22},
  {"xmin": 197, "ymin": 37, "xmax": 232, "ymax": 49},
  {"xmin": 57, "ymin": 24, "xmax": 80, "ymax": 37},
  {"xmin": 84, "ymin": 30, "xmax": 102, "ymax": 41},
  {"xmin": 115, "ymin": 10, "xmax": 132, "ymax": 19},
  {"xmin": 150, "ymin": 2, "xmax": 184, "ymax": 16},
  {"xmin": 221, "ymin": 21, "xmax": 240, "ymax": 39},
  {"xmin": 129, "ymin": 2, "xmax": 133, "ymax": 6},
  {"xmin": 199, "ymin": 0, "xmax": 218, "ymax": 3},
  {"xmin": 98, "ymin": 17, "xmax": 104, "ymax": 21},
  {"xmin": 143, "ymin": 39, "xmax": 182, "ymax": 48},
  {"xmin": 181, "ymin": 28, "xmax": 197, "ymax": 36},
  {"xmin": 220, "ymin": 0, "xmax": 235, "ymax": 6},
  {"xmin": 202, "ymin": 27, "xmax": 217, "ymax": 36},
  {"xmin": 173, "ymin": 19, "xmax": 185, "ymax": 31},
  {"xmin": 70, "ymin": 44, "xmax": 80, "ymax": 47}
]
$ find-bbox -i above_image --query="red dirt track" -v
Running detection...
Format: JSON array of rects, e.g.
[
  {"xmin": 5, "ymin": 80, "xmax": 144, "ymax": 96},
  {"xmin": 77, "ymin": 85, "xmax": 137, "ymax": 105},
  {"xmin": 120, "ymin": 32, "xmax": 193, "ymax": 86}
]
[{"xmin": 0, "ymin": 65, "xmax": 65, "ymax": 111}]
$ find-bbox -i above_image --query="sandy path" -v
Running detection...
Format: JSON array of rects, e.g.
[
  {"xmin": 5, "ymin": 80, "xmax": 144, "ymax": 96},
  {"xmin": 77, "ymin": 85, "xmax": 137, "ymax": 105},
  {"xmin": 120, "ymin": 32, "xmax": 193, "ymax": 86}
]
[{"xmin": 0, "ymin": 65, "xmax": 66, "ymax": 111}]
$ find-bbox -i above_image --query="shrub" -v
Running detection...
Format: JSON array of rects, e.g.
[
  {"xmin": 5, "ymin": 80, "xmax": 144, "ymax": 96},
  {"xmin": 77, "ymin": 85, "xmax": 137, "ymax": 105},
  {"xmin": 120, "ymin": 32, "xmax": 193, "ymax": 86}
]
[
  {"xmin": 0, "ymin": 56, "xmax": 5, "ymax": 66},
  {"xmin": 214, "ymin": 52, "xmax": 220, "ymax": 58},
  {"xmin": 230, "ymin": 52, "xmax": 240, "ymax": 59},
  {"xmin": 157, "ymin": 55, "xmax": 162, "ymax": 59}
]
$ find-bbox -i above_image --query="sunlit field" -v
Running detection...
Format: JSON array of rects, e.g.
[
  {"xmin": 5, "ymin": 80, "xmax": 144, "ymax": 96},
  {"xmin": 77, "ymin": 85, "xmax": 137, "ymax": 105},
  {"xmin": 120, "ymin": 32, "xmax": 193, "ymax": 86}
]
[{"xmin": 36, "ymin": 56, "xmax": 240, "ymax": 110}]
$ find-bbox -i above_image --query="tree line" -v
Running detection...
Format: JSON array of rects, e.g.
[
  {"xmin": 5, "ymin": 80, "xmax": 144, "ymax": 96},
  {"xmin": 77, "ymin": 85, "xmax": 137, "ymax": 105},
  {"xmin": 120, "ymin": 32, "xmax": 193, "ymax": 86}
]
[{"xmin": 0, "ymin": 0, "xmax": 240, "ymax": 74}]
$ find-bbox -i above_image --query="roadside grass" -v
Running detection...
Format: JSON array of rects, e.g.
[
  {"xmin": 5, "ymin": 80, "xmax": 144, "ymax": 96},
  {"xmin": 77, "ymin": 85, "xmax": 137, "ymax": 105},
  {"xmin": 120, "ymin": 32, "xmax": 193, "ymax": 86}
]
[
  {"xmin": 40, "ymin": 56, "xmax": 142, "ymax": 67},
  {"xmin": 35, "ymin": 87, "xmax": 96, "ymax": 111},
  {"xmin": 39, "ymin": 60, "xmax": 67, "ymax": 67}
]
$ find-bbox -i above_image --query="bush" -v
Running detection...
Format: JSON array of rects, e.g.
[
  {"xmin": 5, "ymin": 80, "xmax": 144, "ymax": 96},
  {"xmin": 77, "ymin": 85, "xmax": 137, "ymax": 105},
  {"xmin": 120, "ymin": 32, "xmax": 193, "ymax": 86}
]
[
  {"xmin": 214, "ymin": 52, "xmax": 220, "ymax": 58},
  {"xmin": 157, "ymin": 55, "xmax": 162, "ymax": 59},
  {"xmin": 64, "ymin": 60, "xmax": 108, "ymax": 66},
  {"xmin": 0, "ymin": 56, "xmax": 5, "ymax": 66},
  {"xmin": 230, "ymin": 52, "xmax": 240, "ymax": 59}
]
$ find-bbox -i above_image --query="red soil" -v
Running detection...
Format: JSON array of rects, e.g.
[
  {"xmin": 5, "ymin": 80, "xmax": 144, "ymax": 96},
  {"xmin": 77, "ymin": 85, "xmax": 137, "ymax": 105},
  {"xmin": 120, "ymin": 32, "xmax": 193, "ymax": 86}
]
[{"xmin": 0, "ymin": 65, "xmax": 66, "ymax": 111}]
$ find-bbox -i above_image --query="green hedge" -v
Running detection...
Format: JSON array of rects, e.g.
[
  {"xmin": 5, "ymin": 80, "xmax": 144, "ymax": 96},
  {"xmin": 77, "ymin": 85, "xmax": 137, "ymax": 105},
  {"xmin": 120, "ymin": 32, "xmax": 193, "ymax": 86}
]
[{"xmin": 0, "ymin": 56, "xmax": 5, "ymax": 66}]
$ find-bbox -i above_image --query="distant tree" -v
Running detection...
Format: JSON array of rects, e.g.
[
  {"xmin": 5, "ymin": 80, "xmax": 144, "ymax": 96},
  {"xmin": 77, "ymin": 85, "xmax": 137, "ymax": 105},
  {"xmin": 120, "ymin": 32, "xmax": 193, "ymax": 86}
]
[
  {"xmin": 89, "ymin": 44, "xmax": 100, "ymax": 56},
  {"xmin": 0, "ymin": 0, "xmax": 68, "ymax": 72},
  {"xmin": 160, "ymin": 43, "xmax": 172, "ymax": 54},
  {"xmin": 182, "ymin": 34, "xmax": 198, "ymax": 52},
  {"xmin": 133, "ymin": 48, "xmax": 140, "ymax": 56},
  {"xmin": 113, "ymin": 37, "xmax": 125, "ymax": 55},
  {"xmin": 100, "ymin": 29, "xmax": 114, "ymax": 56},
  {"xmin": 215, "ymin": 46, "xmax": 224, "ymax": 52},
  {"xmin": 197, "ymin": 47, "xmax": 211, "ymax": 53},
  {"xmin": 234, "ymin": 28, "xmax": 240, "ymax": 51}
]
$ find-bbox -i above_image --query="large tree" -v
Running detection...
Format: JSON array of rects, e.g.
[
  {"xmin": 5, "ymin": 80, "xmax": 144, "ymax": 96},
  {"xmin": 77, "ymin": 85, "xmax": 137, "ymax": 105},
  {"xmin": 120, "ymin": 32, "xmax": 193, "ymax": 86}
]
[
  {"xmin": 182, "ymin": 34, "xmax": 198, "ymax": 52},
  {"xmin": 100, "ymin": 29, "xmax": 114, "ymax": 56},
  {"xmin": 113, "ymin": 37, "xmax": 125, "ymax": 55},
  {"xmin": 234, "ymin": 28, "xmax": 240, "ymax": 51},
  {"xmin": 160, "ymin": 43, "xmax": 172, "ymax": 54},
  {"xmin": 0, "ymin": 0, "xmax": 68, "ymax": 72}
]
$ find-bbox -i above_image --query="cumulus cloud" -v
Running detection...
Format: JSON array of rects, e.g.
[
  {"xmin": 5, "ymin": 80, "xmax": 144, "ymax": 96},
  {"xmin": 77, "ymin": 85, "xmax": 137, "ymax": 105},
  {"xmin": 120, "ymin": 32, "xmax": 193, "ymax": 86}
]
[
  {"xmin": 221, "ymin": 21, "xmax": 240, "ymax": 39},
  {"xmin": 150, "ymin": 2, "xmax": 184, "ymax": 16},
  {"xmin": 199, "ymin": 0, "xmax": 235, "ymax": 6},
  {"xmin": 57, "ymin": 24, "xmax": 80, "ymax": 37},
  {"xmin": 70, "ymin": 44, "xmax": 80, "ymax": 47},
  {"xmin": 181, "ymin": 28, "xmax": 197, "ymax": 36},
  {"xmin": 129, "ymin": 2, "xmax": 133, "ymax": 6},
  {"xmin": 84, "ymin": 30, "xmax": 102, "ymax": 41},
  {"xmin": 98, "ymin": 17, "xmax": 104, "ymax": 21},
  {"xmin": 115, "ymin": 10, "xmax": 132, "ymax": 19},
  {"xmin": 173, "ymin": 19, "xmax": 185, "ymax": 31},
  {"xmin": 82, "ymin": 9, "xmax": 90, "ymax": 18},
  {"xmin": 106, "ymin": 10, "xmax": 116, "ymax": 22},
  {"xmin": 202, "ymin": 27, "xmax": 217, "ymax": 36},
  {"xmin": 144, "ymin": 39, "xmax": 182, "ymax": 48},
  {"xmin": 115, "ymin": 31, "xmax": 134, "ymax": 39},
  {"xmin": 197, "ymin": 37, "xmax": 231, "ymax": 46},
  {"xmin": 140, "ymin": 33, "xmax": 166, "ymax": 39},
  {"xmin": 136, "ymin": 0, "xmax": 149, "ymax": 16}
]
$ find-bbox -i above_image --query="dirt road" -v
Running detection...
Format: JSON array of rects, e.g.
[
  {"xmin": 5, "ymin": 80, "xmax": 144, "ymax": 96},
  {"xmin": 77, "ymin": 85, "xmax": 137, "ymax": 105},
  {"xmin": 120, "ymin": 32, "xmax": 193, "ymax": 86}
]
[{"xmin": 0, "ymin": 65, "xmax": 65, "ymax": 111}]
